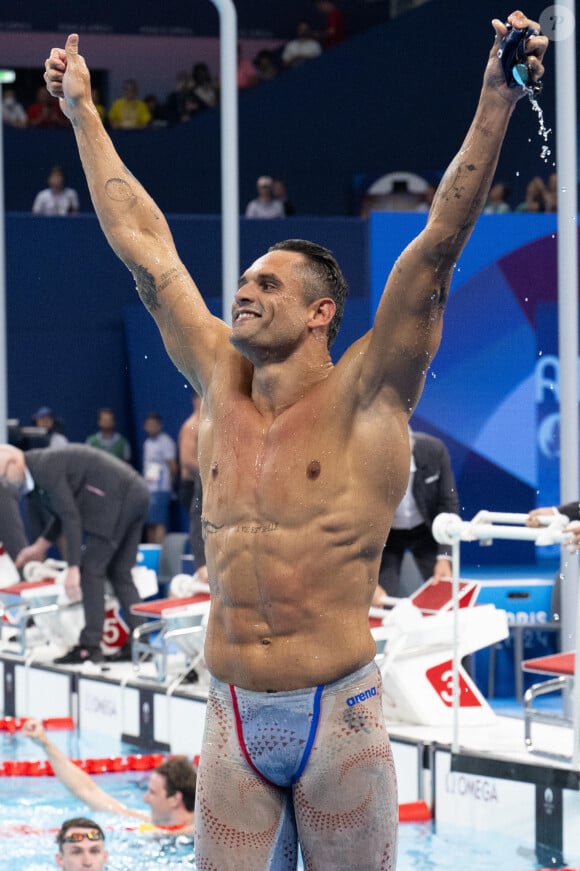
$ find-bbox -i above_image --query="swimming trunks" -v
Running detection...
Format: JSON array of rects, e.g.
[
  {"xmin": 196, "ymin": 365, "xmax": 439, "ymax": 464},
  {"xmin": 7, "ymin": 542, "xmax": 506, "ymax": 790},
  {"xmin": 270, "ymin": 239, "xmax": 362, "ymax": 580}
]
[{"xmin": 195, "ymin": 661, "xmax": 398, "ymax": 870}]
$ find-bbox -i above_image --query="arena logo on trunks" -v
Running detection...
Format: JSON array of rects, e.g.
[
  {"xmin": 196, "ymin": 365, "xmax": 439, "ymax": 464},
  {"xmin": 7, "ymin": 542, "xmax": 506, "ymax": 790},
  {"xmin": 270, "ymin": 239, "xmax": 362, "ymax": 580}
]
[{"xmin": 346, "ymin": 686, "xmax": 377, "ymax": 707}]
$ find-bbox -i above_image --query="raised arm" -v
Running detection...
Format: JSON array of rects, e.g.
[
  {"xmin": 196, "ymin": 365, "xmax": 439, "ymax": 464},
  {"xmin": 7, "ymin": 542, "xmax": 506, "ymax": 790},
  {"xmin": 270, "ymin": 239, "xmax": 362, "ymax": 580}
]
[
  {"xmin": 43, "ymin": 35, "xmax": 230, "ymax": 393},
  {"xmin": 361, "ymin": 11, "xmax": 548, "ymax": 411},
  {"xmin": 22, "ymin": 719, "xmax": 148, "ymax": 821}
]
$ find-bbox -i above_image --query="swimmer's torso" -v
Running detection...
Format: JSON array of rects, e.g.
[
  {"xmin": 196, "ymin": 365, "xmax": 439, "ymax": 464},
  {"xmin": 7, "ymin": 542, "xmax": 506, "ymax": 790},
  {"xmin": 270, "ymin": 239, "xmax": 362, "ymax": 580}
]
[{"xmin": 199, "ymin": 355, "xmax": 410, "ymax": 691}]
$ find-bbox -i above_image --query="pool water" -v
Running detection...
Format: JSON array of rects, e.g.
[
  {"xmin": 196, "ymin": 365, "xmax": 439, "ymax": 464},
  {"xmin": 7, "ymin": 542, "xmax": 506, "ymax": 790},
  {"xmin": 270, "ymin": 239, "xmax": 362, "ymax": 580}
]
[
  {"xmin": 396, "ymin": 822, "xmax": 544, "ymax": 871},
  {"xmin": 0, "ymin": 730, "xmax": 563, "ymax": 870},
  {"xmin": 0, "ymin": 774, "xmax": 195, "ymax": 869}
]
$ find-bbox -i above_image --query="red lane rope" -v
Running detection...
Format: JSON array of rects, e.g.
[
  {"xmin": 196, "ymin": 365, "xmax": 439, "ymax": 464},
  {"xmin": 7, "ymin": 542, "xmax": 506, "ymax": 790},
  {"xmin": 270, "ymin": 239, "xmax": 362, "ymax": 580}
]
[
  {"xmin": 0, "ymin": 716, "xmax": 75, "ymax": 733},
  {"xmin": 0, "ymin": 752, "xmax": 167, "ymax": 777},
  {"xmin": 398, "ymin": 800, "xmax": 432, "ymax": 822}
]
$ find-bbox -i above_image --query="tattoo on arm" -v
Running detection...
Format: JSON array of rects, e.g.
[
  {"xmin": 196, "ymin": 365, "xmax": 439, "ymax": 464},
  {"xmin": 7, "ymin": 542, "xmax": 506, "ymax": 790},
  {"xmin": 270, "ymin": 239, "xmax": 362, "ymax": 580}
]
[
  {"xmin": 127, "ymin": 262, "xmax": 160, "ymax": 311},
  {"xmin": 440, "ymin": 163, "xmax": 476, "ymax": 203},
  {"xmin": 126, "ymin": 260, "xmax": 186, "ymax": 312},
  {"xmin": 105, "ymin": 177, "xmax": 136, "ymax": 204},
  {"xmin": 159, "ymin": 268, "xmax": 185, "ymax": 291}
]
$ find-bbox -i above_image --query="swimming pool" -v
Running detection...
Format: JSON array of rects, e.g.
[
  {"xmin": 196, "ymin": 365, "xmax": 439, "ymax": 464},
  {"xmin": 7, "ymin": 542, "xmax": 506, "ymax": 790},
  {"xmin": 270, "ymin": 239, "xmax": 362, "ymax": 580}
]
[{"xmin": 0, "ymin": 729, "xmax": 568, "ymax": 870}]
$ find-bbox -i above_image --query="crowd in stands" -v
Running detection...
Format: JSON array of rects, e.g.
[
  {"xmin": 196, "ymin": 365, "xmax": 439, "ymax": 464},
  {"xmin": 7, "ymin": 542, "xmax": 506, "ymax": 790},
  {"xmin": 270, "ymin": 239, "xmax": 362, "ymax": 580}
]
[
  {"xmin": 4, "ymin": 2, "xmax": 562, "ymax": 220},
  {"xmin": 3, "ymin": 5, "xmax": 342, "ymax": 134},
  {"xmin": 359, "ymin": 172, "xmax": 560, "ymax": 217},
  {"xmin": 484, "ymin": 173, "xmax": 559, "ymax": 213}
]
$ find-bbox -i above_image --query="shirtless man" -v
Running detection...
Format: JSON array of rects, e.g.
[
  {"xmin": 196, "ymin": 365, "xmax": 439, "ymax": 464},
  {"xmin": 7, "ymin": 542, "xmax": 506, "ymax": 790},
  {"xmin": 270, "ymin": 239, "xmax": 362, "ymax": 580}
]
[{"xmin": 43, "ymin": 13, "xmax": 547, "ymax": 869}]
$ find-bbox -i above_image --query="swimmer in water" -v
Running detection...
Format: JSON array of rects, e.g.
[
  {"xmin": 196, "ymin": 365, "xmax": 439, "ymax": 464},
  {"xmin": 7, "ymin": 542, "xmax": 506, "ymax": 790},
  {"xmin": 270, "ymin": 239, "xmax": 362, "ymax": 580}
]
[
  {"xmin": 43, "ymin": 11, "xmax": 547, "ymax": 868},
  {"xmin": 23, "ymin": 719, "xmax": 195, "ymax": 835},
  {"xmin": 55, "ymin": 818, "xmax": 108, "ymax": 871}
]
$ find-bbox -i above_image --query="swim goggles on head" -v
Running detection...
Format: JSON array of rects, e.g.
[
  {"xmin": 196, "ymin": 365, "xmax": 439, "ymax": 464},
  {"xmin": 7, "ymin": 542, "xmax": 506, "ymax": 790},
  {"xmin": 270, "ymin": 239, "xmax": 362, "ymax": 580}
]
[{"xmin": 63, "ymin": 830, "xmax": 104, "ymax": 843}]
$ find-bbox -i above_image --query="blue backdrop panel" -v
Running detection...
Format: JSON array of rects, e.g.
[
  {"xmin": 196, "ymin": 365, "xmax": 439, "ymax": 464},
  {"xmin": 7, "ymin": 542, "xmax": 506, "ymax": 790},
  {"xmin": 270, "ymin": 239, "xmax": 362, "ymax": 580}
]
[{"xmin": 369, "ymin": 212, "xmax": 565, "ymax": 564}]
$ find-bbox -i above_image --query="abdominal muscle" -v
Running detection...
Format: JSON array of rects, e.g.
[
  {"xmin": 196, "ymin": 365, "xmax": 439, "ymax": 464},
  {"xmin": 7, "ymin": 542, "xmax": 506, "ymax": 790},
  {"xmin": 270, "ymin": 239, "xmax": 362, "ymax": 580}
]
[{"xmin": 202, "ymin": 519, "xmax": 380, "ymax": 692}]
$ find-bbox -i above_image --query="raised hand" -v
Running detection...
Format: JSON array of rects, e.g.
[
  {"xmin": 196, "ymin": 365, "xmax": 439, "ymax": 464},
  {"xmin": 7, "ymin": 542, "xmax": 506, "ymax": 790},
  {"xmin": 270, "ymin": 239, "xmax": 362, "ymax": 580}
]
[{"xmin": 44, "ymin": 33, "xmax": 93, "ymax": 120}]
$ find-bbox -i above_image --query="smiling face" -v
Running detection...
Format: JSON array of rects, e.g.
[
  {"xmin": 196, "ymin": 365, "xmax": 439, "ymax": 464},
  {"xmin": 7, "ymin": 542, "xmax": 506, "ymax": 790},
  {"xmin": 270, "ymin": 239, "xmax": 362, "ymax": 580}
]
[{"xmin": 231, "ymin": 250, "xmax": 324, "ymax": 362}]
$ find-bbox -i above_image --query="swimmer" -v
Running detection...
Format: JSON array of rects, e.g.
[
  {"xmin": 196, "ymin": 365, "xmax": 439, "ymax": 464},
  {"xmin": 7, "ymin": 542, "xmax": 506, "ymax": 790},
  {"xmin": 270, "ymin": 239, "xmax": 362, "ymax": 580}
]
[
  {"xmin": 55, "ymin": 818, "xmax": 108, "ymax": 871},
  {"xmin": 43, "ymin": 11, "xmax": 547, "ymax": 869},
  {"xmin": 23, "ymin": 719, "xmax": 196, "ymax": 835}
]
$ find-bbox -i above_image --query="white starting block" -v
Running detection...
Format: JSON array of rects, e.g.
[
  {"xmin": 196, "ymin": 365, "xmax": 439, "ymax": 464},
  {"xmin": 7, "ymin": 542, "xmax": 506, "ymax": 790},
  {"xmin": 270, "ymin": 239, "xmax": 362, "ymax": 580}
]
[
  {"xmin": 130, "ymin": 580, "xmax": 211, "ymax": 686},
  {"xmin": 0, "ymin": 560, "xmax": 130, "ymax": 657},
  {"xmin": 371, "ymin": 578, "xmax": 508, "ymax": 726}
]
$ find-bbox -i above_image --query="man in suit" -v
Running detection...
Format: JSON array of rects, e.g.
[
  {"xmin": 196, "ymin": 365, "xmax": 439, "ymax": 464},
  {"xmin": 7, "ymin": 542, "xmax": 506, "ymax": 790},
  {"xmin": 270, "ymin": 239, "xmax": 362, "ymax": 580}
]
[
  {"xmin": 377, "ymin": 428, "xmax": 459, "ymax": 597},
  {"xmin": 0, "ymin": 443, "xmax": 149, "ymax": 665}
]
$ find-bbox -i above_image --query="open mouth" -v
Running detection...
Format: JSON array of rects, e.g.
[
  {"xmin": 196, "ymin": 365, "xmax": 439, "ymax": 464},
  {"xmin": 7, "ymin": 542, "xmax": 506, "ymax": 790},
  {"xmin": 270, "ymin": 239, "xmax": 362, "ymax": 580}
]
[{"xmin": 235, "ymin": 311, "xmax": 260, "ymax": 323}]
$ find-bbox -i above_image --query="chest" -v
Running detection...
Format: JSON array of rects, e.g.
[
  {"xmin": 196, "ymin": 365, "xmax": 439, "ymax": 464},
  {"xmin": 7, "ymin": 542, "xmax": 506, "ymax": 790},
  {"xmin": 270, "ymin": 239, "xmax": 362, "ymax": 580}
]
[{"xmin": 199, "ymin": 395, "xmax": 343, "ymax": 510}]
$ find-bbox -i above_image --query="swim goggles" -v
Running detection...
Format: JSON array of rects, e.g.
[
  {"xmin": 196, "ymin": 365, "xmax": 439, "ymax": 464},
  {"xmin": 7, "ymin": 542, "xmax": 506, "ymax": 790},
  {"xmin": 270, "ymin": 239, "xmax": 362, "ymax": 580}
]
[{"xmin": 63, "ymin": 830, "xmax": 104, "ymax": 843}]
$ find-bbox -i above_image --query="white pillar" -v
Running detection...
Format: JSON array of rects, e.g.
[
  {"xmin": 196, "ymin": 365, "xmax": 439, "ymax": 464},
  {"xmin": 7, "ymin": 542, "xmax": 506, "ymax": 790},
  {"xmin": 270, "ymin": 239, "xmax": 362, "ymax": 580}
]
[
  {"xmin": 209, "ymin": 0, "xmax": 239, "ymax": 325},
  {"xmin": 0, "ymin": 70, "xmax": 16, "ymax": 445}
]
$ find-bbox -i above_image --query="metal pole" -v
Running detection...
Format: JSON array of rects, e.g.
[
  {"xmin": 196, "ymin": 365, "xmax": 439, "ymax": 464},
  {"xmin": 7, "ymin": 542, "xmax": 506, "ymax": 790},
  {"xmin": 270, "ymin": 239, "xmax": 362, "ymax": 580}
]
[
  {"xmin": 0, "ymin": 70, "xmax": 16, "ymax": 446},
  {"xmin": 554, "ymin": 0, "xmax": 579, "ymax": 642},
  {"xmin": 209, "ymin": 0, "xmax": 239, "ymax": 326},
  {"xmin": 551, "ymin": 2, "xmax": 580, "ymax": 759},
  {"xmin": 451, "ymin": 539, "xmax": 460, "ymax": 754}
]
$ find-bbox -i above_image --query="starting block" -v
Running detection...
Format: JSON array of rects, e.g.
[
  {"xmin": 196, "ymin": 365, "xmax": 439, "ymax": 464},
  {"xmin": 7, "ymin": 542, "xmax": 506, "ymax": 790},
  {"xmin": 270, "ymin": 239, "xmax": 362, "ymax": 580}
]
[
  {"xmin": 371, "ymin": 577, "xmax": 508, "ymax": 726},
  {"xmin": 523, "ymin": 651, "xmax": 576, "ymax": 759},
  {"xmin": 130, "ymin": 584, "xmax": 211, "ymax": 684},
  {"xmin": 0, "ymin": 575, "xmax": 75, "ymax": 656},
  {"xmin": 0, "ymin": 561, "xmax": 129, "ymax": 657}
]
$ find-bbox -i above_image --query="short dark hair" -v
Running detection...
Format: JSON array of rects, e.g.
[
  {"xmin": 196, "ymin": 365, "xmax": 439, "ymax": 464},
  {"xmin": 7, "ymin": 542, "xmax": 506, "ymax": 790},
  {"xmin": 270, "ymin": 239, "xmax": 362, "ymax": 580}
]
[
  {"xmin": 268, "ymin": 239, "xmax": 348, "ymax": 348},
  {"xmin": 56, "ymin": 817, "xmax": 105, "ymax": 848},
  {"xmin": 156, "ymin": 756, "xmax": 197, "ymax": 812}
]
